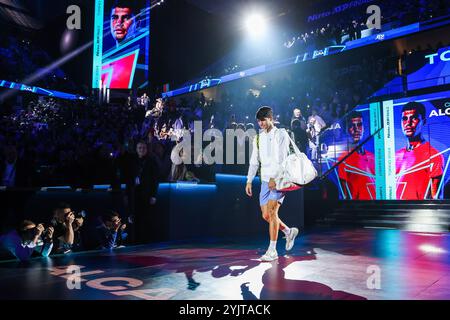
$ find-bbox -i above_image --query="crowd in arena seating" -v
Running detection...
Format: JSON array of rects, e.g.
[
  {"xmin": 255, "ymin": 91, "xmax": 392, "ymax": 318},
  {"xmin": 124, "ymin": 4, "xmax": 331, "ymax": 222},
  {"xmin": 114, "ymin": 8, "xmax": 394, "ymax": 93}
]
[{"xmin": 283, "ymin": 0, "xmax": 450, "ymax": 50}]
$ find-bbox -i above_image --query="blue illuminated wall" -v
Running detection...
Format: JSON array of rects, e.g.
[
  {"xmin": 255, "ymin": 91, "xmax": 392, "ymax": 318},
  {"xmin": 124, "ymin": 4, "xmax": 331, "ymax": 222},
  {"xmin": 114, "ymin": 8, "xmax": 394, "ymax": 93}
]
[{"xmin": 156, "ymin": 175, "xmax": 304, "ymax": 239}]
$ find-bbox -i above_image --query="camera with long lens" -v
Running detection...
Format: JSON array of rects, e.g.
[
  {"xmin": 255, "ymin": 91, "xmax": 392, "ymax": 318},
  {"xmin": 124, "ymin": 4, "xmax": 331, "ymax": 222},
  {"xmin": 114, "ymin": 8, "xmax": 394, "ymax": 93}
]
[
  {"xmin": 49, "ymin": 210, "xmax": 87, "ymax": 228},
  {"xmin": 75, "ymin": 210, "xmax": 87, "ymax": 219}
]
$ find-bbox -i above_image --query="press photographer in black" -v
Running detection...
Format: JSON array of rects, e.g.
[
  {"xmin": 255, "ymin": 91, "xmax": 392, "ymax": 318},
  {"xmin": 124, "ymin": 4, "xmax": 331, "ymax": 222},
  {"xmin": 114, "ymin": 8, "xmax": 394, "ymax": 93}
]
[{"xmin": 50, "ymin": 202, "xmax": 85, "ymax": 254}]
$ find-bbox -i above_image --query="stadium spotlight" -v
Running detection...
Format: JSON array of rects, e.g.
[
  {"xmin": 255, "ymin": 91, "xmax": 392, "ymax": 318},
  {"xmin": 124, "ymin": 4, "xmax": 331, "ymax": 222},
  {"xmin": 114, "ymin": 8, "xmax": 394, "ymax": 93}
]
[{"xmin": 244, "ymin": 13, "xmax": 267, "ymax": 38}]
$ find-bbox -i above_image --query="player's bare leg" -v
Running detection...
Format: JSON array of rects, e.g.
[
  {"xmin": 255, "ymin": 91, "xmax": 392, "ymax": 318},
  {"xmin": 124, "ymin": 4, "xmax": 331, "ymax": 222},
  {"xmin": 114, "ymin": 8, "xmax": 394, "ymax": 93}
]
[
  {"xmin": 261, "ymin": 201, "xmax": 299, "ymax": 258},
  {"xmin": 260, "ymin": 204, "xmax": 288, "ymax": 231}
]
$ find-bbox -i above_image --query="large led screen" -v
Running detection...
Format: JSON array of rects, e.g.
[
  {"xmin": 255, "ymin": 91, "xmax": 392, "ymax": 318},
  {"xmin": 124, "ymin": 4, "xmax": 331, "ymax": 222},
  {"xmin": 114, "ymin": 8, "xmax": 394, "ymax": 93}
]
[{"xmin": 92, "ymin": 0, "xmax": 150, "ymax": 89}]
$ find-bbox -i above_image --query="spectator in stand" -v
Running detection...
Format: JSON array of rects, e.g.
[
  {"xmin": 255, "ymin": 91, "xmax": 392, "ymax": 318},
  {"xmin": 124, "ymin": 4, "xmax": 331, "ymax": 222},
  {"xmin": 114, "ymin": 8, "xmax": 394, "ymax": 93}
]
[
  {"xmin": 291, "ymin": 118, "xmax": 308, "ymax": 154},
  {"xmin": 308, "ymin": 108, "xmax": 327, "ymax": 132},
  {"xmin": 290, "ymin": 108, "xmax": 307, "ymax": 129},
  {"xmin": 307, "ymin": 109, "xmax": 326, "ymax": 162},
  {"xmin": 139, "ymin": 93, "xmax": 150, "ymax": 109},
  {"xmin": 169, "ymin": 145, "xmax": 188, "ymax": 182},
  {"xmin": 1, "ymin": 145, "xmax": 35, "ymax": 230},
  {"xmin": 1, "ymin": 145, "xmax": 33, "ymax": 188}
]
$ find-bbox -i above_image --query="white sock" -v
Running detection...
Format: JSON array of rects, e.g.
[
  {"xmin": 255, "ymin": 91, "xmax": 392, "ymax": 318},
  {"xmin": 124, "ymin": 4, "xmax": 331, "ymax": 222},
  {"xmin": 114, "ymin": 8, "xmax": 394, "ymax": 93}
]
[
  {"xmin": 282, "ymin": 227, "xmax": 291, "ymax": 236},
  {"xmin": 269, "ymin": 240, "xmax": 277, "ymax": 251}
]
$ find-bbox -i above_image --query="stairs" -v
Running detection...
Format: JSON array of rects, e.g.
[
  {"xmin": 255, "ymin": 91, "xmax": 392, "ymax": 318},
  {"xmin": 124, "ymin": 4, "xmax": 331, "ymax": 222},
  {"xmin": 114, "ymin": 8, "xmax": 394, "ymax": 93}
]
[{"xmin": 317, "ymin": 201, "xmax": 450, "ymax": 232}]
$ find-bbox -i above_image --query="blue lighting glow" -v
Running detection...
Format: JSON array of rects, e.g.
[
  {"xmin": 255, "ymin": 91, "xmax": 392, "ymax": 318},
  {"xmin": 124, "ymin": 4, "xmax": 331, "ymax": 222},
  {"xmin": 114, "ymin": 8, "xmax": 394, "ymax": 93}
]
[
  {"xmin": 215, "ymin": 174, "xmax": 260, "ymax": 184},
  {"xmin": 162, "ymin": 17, "xmax": 450, "ymax": 99},
  {"xmin": 0, "ymin": 80, "xmax": 85, "ymax": 100},
  {"xmin": 158, "ymin": 182, "xmax": 217, "ymax": 192}
]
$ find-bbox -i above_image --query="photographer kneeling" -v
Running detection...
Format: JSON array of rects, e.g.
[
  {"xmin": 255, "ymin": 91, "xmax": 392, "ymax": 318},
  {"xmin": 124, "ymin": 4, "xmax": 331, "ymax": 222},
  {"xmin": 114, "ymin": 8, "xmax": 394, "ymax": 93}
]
[
  {"xmin": 0, "ymin": 220, "xmax": 53, "ymax": 261},
  {"xmin": 95, "ymin": 211, "xmax": 128, "ymax": 250},
  {"xmin": 50, "ymin": 203, "xmax": 85, "ymax": 254}
]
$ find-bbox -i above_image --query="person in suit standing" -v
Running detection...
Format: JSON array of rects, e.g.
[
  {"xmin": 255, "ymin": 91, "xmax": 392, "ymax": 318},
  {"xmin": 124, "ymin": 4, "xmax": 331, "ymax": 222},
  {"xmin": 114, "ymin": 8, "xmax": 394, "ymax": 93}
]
[{"xmin": 123, "ymin": 141, "xmax": 159, "ymax": 243}]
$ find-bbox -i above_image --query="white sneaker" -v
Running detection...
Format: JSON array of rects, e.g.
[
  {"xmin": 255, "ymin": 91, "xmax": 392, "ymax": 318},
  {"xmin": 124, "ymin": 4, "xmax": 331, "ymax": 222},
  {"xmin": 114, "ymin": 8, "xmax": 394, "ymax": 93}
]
[
  {"xmin": 285, "ymin": 227, "xmax": 299, "ymax": 251},
  {"xmin": 260, "ymin": 249, "xmax": 278, "ymax": 262}
]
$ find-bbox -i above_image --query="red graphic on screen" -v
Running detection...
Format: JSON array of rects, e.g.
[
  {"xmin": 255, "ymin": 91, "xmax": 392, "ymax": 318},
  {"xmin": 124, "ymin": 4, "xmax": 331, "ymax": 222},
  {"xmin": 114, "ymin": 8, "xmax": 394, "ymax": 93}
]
[
  {"xmin": 395, "ymin": 103, "xmax": 444, "ymax": 200},
  {"xmin": 395, "ymin": 142, "xmax": 443, "ymax": 200},
  {"xmin": 101, "ymin": 51, "xmax": 138, "ymax": 89},
  {"xmin": 337, "ymin": 112, "xmax": 375, "ymax": 200},
  {"xmin": 338, "ymin": 150, "xmax": 376, "ymax": 200}
]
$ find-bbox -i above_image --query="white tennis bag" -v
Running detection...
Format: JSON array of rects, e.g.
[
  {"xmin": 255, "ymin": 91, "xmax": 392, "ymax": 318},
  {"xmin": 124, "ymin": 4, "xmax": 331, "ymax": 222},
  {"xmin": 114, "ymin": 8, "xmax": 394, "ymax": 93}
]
[{"xmin": 275, "ymin": 132, "xmax": 318, "ymax": 192}]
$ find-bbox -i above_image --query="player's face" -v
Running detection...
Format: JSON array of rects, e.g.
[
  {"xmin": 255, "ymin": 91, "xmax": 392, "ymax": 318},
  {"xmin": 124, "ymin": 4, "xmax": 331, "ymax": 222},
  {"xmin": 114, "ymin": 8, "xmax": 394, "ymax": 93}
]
[
  {"xmin": 257, "ymin": 117, "xmax": 273, "ymax": 131},
  {"xmin": 111, "ymin": 7, "xmax": 134, "ymax": 42},
  {"xmin": 348, "ymin": 117, "xmax": 363, "ymax": 143},
  {"xmin": 401, "ymin": 109, "xmax": 423, "ymax": 138},
  {"xmin": 294, "ymin": 109, "xmax": 301, "ymax": 117}
]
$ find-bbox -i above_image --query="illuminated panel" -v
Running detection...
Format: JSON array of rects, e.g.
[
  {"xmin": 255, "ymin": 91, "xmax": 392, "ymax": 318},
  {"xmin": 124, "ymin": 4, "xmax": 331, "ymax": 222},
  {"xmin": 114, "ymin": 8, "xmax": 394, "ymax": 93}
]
[
  {"xmin": 92, "ymin": 0, "xmax": 150, "ymax": 89},
  {"xmin": 0, "ymin": 80, "xmax": 85, "ymax": 100}
]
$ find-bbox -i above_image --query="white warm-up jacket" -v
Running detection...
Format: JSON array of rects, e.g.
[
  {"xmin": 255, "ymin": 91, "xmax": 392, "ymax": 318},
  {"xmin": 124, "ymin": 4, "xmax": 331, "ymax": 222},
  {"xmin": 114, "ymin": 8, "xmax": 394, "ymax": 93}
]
[{"xmin": 247, "ymin": 127, "xmax": 291, "ymax": 183}]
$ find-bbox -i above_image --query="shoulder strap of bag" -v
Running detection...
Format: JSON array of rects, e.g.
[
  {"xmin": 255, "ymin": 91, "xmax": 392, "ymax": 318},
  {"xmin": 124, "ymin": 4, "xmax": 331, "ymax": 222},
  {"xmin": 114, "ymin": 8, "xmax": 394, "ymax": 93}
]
[
  {"xmin": 256, "ymin": 134, "xmax": 261, "ymax": 178},
  {"xmin": 281, "ymin": 129, "xmax": 302, "ymax": 157}
]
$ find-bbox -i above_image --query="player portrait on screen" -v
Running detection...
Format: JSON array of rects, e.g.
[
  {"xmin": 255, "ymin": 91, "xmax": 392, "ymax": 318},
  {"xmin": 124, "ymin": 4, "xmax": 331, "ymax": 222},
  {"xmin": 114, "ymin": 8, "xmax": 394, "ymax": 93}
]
[
  {"xmin": 96, "ymin": 0, "xmax": 149, "ymax": 89},
  {"xmin": 395, "ymin": 102, "xmax": 444, "ymax": 200},
  {"xmin": 337, "ymin": 111, "xmax": 376, "ymax": 200},
  {"xmin": 110, "ymin": 1, "xmax": 140, "ymax": 46}
]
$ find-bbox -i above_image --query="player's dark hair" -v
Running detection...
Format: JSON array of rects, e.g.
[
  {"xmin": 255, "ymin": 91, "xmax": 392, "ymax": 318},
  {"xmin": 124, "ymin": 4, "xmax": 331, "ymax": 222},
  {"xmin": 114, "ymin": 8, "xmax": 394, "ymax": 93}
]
[
  {"xmin": 348, "ymin": 111, "xmax": 363, "ymax": 123},
  {"xmin": 256, "ymin": 106, "xmax": 273, "ymax": 121},
  {"xmin": 402, "ymin": 102, "xmax": 426, "ymax": 121},
  {"xmin": 112, "ymin": 0, "xmax": 137, "ymax": 14}
]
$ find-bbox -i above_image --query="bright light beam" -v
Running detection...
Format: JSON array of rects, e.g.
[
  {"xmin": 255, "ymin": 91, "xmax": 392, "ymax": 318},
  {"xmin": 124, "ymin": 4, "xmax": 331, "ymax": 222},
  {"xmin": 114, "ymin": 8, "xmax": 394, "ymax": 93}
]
[{"xmin": 244, "ymin": 13, "xmax": 267, "ymax": 38}]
